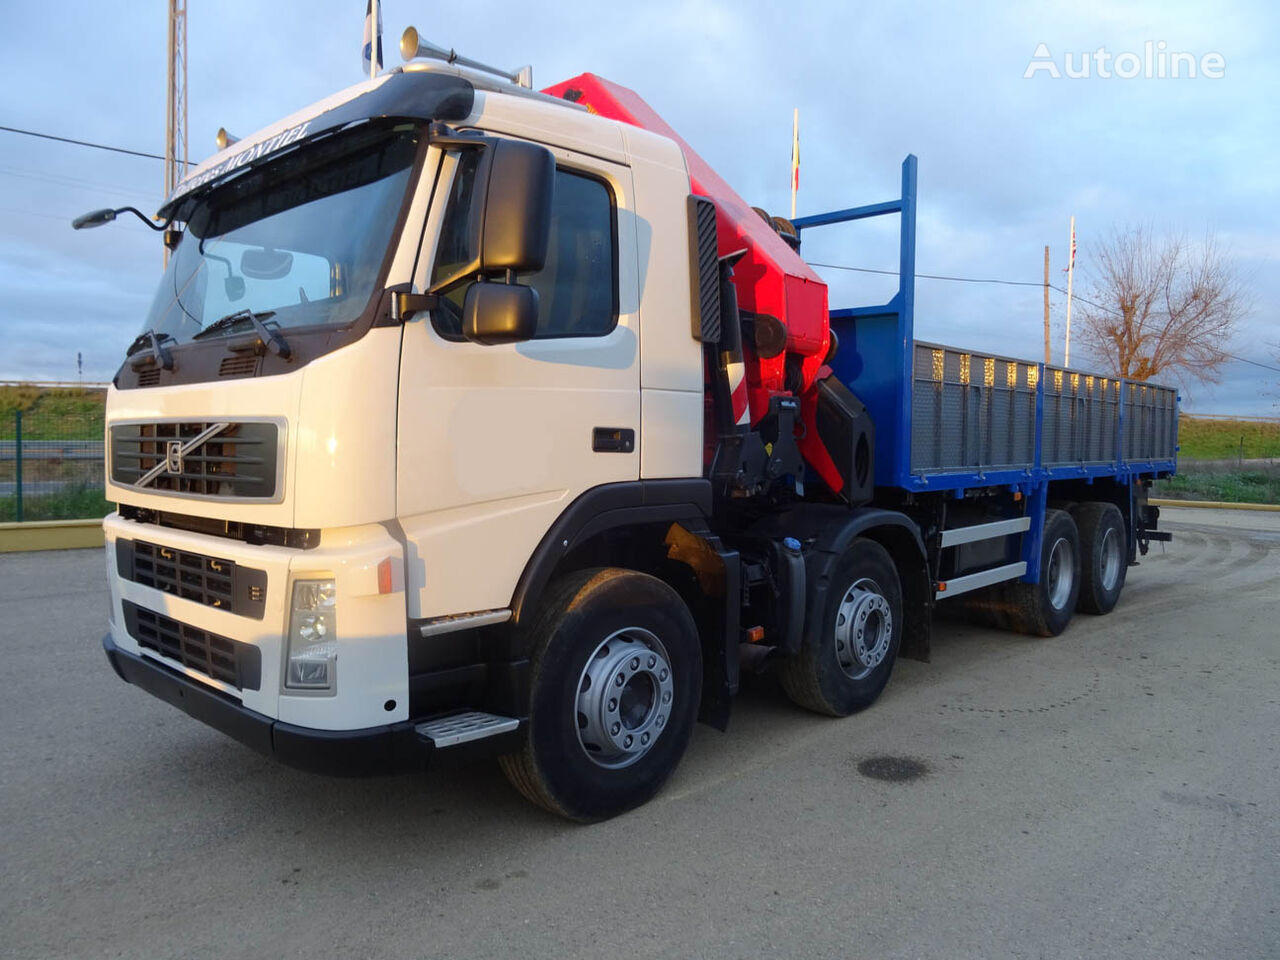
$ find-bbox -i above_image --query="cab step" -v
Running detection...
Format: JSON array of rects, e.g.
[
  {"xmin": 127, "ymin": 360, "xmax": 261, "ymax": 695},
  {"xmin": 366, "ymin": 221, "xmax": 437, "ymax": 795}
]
[{"xmin": 415, "ymin": 711, "xmax": 520, "ymax": 748}]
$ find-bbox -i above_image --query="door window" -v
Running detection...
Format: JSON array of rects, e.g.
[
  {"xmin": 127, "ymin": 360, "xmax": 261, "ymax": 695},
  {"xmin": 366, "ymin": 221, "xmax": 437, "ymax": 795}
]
[{"xmin": 431, "ymin": 151, "xmax": 617, "ymax": 340}]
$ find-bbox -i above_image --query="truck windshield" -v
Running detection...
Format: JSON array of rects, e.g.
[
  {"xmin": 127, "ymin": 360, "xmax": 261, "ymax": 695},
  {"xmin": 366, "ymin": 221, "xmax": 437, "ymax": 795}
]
[{"xmin": 139, "ymin": 124, "xmax": 421, "ymax": 345}]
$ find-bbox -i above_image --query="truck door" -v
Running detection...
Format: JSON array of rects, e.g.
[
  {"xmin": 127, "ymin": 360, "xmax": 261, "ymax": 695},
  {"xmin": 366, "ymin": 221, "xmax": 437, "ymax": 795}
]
[{"xmin": 397, "ymin": 144, "xmax": 641, "ymax": 620}]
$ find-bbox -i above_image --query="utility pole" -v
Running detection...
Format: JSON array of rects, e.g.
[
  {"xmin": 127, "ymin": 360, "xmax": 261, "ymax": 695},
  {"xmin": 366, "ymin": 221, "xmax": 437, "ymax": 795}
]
[
  {"xmin": 164, "ymin": 0, "xmax": 188, "ymax": 267},
  {"xmin": 1064, "ymin": 215, "xmax": 1076, "ymax": 368},
  {"xmin": 1043, "ymin": 245, "xmax": 1050, "ymax": 364}
]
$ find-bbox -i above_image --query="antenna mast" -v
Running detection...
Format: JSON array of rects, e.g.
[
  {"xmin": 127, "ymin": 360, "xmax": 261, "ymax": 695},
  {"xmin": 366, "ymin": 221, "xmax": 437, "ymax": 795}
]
[{"xmin": 164, "ymin": 0, "xmax": 188, "ymax": 264}]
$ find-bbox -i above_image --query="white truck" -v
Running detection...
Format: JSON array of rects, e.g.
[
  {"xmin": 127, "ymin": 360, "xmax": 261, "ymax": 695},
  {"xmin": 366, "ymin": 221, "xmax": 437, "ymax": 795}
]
[{"xmin": 82, "ymin": 34, "xmax": 1176, "ymax": 821}]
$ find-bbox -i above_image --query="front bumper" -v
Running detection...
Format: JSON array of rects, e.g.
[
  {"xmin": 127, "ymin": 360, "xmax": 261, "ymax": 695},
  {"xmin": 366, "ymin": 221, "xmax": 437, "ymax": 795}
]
[{"xmin": 104, "ymin": 633, "xmax": 429, "ymax": 776}]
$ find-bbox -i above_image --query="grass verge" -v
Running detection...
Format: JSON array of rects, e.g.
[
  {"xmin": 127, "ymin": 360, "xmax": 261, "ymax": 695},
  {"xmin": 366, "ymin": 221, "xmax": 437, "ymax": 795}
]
[
  {"xmin": 0, "ymin": 485, "xmax": 113, "ymax": 522},
  {"xmin": 1178, "ymin": 416, "xmax": 1280, "ymax": 460},
  {"xmin": 1154, "ymin": 471, "xmax": 1280, "ymax": 506}
]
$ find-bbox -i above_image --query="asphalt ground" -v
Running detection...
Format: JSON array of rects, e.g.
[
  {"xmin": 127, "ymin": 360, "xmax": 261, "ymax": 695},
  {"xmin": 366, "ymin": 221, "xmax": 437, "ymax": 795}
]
[{"xmin": 2, "ymin": 506, "xmax": 1277, "ymax": 959}]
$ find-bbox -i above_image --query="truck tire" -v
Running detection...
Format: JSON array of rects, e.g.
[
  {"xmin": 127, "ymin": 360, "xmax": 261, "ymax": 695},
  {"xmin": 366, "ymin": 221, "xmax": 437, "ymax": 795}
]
[
  {"xmin": 1005, "ymin": 508, "xmax": 1080, "ymax": 636},
  {"xmin": 778, "ymin": 538, "xmax": 903, "ymax": 717},
  {"xmin": 1071, "ymin": 501, "xmax": 1127, "ymax": 615},
  {"xmin": 498, "ymin": 567, "xmax": 702, "ymax": 822}
]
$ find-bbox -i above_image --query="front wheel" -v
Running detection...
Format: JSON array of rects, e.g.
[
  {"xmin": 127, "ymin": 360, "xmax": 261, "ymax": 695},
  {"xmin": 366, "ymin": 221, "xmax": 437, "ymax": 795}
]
[
  {"xmin": 499, "ymin": 568, "xmax": 702, "ymax": 821},
  {"xmin": 778, "ymin": 537, "xmax": 903, "ymax": 717}
]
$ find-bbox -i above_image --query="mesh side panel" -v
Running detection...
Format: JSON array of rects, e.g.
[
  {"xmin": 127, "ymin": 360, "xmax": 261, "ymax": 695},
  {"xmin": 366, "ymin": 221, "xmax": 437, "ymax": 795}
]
[
  {"xmin": 687, "ymin": 195, "xmax": 721, "ymax": 343},
  {"xmin": 1123, "ymin": 382, "xmax": 1178, "ymax": 460},
  {"xmin": 910, "ymin": 343, "xmax": 1035, "ymax": 474}
]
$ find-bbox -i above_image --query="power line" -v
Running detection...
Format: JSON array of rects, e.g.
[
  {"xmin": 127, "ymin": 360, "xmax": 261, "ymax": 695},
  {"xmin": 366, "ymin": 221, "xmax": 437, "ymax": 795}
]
[
  {"xmin": 810, "ymin": 261, "xmax": 1047, "ymax": 289},
  {"xmin": 0, "ymin": 206, "xmax": 81, "ymax": 224},
  {"xmin": 811, "ymin": 259, "xmax": 1280, "ymax": 374},
  {"xmin": 0, "ymin": 125, "xmax": 165, "ymax": 161},
  {"xmin": 1222, "ymin": 353, "xmax": 1280, "ymax": 373},
  {"xmin": 0, "ymin": 165, "xmax": 149, "ymax": 201}
]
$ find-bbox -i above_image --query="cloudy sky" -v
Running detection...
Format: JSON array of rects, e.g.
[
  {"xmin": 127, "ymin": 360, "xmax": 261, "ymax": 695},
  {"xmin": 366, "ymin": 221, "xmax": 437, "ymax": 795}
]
[{"xmin": 1, "ymin": 0, "xmax": 1276, "ymax": 412}]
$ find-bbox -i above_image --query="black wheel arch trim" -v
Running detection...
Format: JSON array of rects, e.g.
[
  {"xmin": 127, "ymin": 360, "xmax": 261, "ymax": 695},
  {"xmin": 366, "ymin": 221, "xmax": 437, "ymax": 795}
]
[
  {"xmin": 509, "ymin": 479, "xmax": 713, "ymax": 626},
  {"xmin": 745, "ymin": 504, "xmax": 932, "ymax": 663}
]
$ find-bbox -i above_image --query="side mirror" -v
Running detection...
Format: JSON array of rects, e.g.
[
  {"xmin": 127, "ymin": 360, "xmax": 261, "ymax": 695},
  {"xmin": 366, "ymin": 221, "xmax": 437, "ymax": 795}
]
[
  {"xmin": 71, "ymin": 208, "xmax": 118, "ymax": 230},
  {"xmin": 429, "ymin": 136, "xmax": 555, "ymax": 294},
  {"xmin": 462, "ymin": 282, "xmax": 538, "ymax": 346},
  {"xmin": 480, "ymin": 139, "xmax": 554, "ymax": 274}
]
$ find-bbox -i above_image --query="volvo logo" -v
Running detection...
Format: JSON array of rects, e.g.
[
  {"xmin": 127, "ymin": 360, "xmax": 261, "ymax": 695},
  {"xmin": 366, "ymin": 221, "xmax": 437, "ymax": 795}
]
[
  {"xmin": 134, "ymin": 422, "xmax": 230, "ymax": 488},
  {"xmin": 165, "ymin": 440, "xmax": 184, "ymax": 475}
]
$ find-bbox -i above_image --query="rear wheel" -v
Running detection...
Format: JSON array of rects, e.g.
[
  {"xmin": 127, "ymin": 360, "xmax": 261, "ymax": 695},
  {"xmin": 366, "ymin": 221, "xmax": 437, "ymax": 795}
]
[
  {"xmin": 1071, "ymin": 501, "xmax": 1128, "ymax": 614},
  {"xmin": 778, "ymin": 538, "xmax": 903, "ymax": 717},
  {"xmin": 498, "ymin": 568, "xmax": 701, "ymax": 822},
  {"xmin": 1005, "ymin": 508, "xmax": 1080, "ymax": 636}
]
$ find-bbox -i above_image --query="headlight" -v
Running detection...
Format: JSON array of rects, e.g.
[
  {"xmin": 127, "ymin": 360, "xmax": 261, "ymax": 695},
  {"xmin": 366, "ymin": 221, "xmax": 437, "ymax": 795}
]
[{"xmin": 286, "ymin": 579, "xmax": 337, "ymax": 691}]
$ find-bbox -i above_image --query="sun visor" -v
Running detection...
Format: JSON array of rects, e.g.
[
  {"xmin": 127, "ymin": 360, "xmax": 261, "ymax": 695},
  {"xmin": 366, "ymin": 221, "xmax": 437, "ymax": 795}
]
[{"xmin": 159, "ymin": 71, "xmax": 475, "ymax": 221}]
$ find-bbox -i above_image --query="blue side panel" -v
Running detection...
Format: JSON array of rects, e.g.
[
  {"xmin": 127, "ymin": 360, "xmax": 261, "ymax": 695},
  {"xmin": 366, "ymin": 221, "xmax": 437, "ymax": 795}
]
[
  {"xmin": 829, "ymin": 304, "xmax": 908, "ymax": 486},
  {"xmin": 798, "ymin": 155, "xmax": 918, "ymax": 488}
]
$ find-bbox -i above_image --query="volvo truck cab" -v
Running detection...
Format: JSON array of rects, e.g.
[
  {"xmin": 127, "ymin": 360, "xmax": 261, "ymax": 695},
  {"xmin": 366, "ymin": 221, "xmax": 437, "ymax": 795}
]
[{"xmin": 98, "ymin": 62, "xmax": 717, "ymax": 811}]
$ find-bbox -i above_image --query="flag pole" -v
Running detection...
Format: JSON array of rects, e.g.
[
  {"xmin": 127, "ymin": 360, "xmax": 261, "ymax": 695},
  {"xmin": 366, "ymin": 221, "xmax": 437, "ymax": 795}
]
[
  {"xmin": 369, "ymin": 0, "xmax": 380, "ymax": 80},
  {"xmin": 1064, "ymin": 215, "xmax": 1076, "ymax": 367},
  {"xmin": 790, "ymin": 108, "xmax": 799, "ymax": 220}
]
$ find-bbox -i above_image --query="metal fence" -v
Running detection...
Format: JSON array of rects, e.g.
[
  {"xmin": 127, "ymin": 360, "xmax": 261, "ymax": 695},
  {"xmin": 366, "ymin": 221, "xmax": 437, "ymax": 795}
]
[{"xmin": 2, "ymin": 399, "xmax": 108, "ymax": 522}]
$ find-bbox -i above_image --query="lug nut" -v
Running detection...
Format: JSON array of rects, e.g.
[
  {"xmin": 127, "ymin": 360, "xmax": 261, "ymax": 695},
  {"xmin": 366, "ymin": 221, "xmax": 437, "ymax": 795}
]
[
  {"xmin": 624, "ymin": 735, "xmax": 633, "ymax": 748},
  {"xmin": 648, "ymin": 656, "xmax": 656, "ymax": 668},
  {"xmin": 630, "ymin": 657, "xmax": 640, "ymax": 670},
  {"xmin": 608, "ymin": 698, "xmax": 617, "ymax": 711},
  {"xmin": 611, "ymin": 722, "xmax": 620, "ymax": 735},
  {"xmin": 641, "ymin": 733, "xmax": 650, "ymax": 745},
  {"xmin": 659, "ymin": 669, "xmax": 668, "ymax": 681}
]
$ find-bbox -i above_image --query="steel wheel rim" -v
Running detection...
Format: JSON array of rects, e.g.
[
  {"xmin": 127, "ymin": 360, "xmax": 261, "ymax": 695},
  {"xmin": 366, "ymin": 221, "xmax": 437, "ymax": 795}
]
[
  {"xmin": 1046, "ymin": 536, "xmax": 1074, "ymax": 610},
  {"xmin": 575, "ymin": 627, "xmax": 674, "ymax": 770},
  {"xmin": 834, "ymin": 577, "xmax": 893, "ymax": 680},
  {"xmin": 1099, "ymin": 526, "xmax": 1122, "ymax": 591}
]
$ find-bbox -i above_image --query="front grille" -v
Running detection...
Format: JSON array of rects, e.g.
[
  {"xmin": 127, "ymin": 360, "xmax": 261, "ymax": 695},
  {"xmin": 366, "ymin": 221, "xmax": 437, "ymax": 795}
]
[
  {"xmin": 110, "ymin": 420, "xmax": 280, "ymax": 499},
  {"xmin": 122, "ymin": 600, "xmax": 261, "ymax": 690},
  {"xmin": 116, "ymin": 538, "xmax": 267, "ymax": 619}
]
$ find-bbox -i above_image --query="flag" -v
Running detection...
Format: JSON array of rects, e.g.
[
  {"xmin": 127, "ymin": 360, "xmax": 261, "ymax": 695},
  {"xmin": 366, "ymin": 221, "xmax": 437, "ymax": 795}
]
[
  {"xmin": 1069, "ymin": 221, "xmax": 1076, "ymax": 270},
  {"xmin": 362, "ymin": 0, "xmax": 383, "ymax": 79}
]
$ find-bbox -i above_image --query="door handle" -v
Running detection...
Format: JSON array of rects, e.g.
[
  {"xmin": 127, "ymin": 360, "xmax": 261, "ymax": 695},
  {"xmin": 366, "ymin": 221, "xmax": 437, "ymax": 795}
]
[{"xmin": 592, "ymin": 427, "xmax": 635, "ymax": 453}]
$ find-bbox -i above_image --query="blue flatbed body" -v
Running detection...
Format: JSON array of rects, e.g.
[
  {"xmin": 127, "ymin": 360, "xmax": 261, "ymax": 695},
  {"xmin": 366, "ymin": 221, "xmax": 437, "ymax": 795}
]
[
  {"xmin": 793, "ymin": 157, "xmax": 1178, "ymax": 583},
  {"xmin": 793, "ymin": 155, "xmax": 1178, "ymax": 498}
]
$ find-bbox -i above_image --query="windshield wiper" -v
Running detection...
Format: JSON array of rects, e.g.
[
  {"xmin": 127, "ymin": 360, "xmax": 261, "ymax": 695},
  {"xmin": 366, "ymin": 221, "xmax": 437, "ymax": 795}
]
[
  {"xmin": 125, "ymin": 329, "xmax": 175, "ymax": 371},
  {"xmin": 193, "ymin": 309, "xmax": 292, "ymax": 359}
]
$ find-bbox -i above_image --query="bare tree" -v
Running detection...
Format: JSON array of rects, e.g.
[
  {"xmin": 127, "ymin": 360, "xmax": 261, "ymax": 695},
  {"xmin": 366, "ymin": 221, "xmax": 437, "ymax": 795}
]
[{"xmin": 1075, "ymin": 226, "xmax": 1244, "ymax": 384}]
